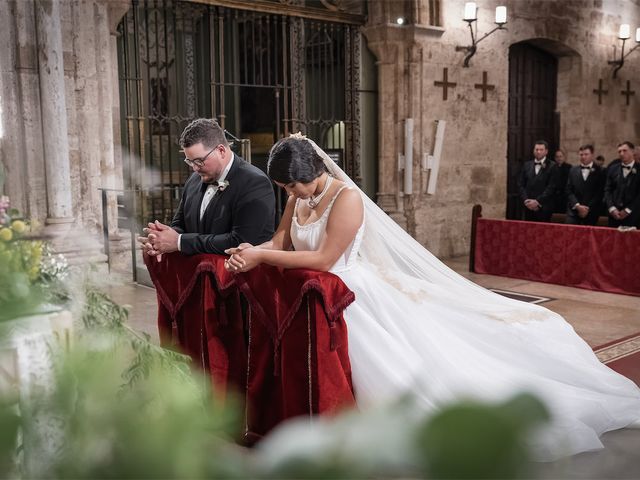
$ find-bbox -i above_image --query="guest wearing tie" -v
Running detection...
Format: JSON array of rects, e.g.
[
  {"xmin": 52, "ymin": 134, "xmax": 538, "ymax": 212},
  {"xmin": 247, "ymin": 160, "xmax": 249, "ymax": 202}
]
[
  {"xmin": 517, "ymin": 140, "xmax": 560, "ymax": 222},
  {"xmin": 565, "ymin": 144, "xmax": 605, "ymax": 226},
  {"xmin": 604, "ymin": 141, "xmax": 640, "ymax": 228},
  {"xmin": 138, "ymin": 118, "xmax": 276, "ymax": 256}
]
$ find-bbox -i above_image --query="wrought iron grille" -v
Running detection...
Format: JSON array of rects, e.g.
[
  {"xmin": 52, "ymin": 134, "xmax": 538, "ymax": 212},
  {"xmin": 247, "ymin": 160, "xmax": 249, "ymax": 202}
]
[{"xmin": 117, "ymin": 0, "xmax": 366, "ymax": 226}]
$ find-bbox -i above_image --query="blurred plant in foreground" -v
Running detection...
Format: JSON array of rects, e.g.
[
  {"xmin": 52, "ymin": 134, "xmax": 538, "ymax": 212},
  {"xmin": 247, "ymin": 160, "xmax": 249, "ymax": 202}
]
[
  {"xmin": 255, "ymin": 393, "xmax": 550, "ymax": 479},
  {"xmin": 0, "ymin": 197, "xmax": 68, "ymax": 321}
]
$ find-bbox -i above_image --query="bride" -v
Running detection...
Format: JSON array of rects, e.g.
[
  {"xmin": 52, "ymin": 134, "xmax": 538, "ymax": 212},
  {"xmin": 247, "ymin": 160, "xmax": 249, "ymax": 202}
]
[{"xmin": 224, "ymin": 134, "xmax": 640, "ymax": 460}]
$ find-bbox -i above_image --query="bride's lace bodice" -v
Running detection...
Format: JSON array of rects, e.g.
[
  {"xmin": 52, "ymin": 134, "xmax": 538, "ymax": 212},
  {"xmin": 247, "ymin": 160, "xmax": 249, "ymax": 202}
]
[{"xmin": 290, "ymin": 186, "xmax": 364, "ymax": 273}]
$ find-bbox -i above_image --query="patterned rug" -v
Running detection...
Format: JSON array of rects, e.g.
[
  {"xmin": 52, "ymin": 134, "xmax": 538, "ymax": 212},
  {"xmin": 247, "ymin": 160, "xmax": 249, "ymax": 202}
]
[{"xmin": 594, "ymin": 333, "xmax": 640, "ymax": 387}]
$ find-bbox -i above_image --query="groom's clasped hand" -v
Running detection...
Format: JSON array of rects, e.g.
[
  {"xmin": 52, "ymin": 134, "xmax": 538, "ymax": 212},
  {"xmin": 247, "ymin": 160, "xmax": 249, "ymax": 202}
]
[{"xmin": 137, "ymin": 220, "xmax": 180, "ymax": 262}]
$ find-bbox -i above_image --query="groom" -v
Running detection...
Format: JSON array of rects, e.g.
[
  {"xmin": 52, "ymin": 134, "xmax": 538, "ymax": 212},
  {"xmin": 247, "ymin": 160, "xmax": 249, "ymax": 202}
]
[{"xmin": 140, "ymin": 118, "xmax": 275, "ymax": 256}]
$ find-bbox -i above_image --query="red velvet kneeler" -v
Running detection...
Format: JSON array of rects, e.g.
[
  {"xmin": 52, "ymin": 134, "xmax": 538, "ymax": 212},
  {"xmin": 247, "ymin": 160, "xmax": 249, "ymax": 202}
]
[
  {"xmin": 144, "ymin": 253, "xmax": 357, "ymax": 442},
  {"xmin": 235, "ymin": 266, "xmax": 356, "ymax": 442},
  {"xmin": 144, "ymin": 253, "xmax": 247, "ymax": 403}
]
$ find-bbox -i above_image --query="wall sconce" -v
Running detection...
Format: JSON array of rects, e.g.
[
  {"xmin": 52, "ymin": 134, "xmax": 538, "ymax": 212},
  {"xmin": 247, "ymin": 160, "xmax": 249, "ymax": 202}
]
[
  {"xmin": 608, "ymin": 24, "xmax": 640, "ymax": 78},
  {"xmin": 455, "ymin": 2, "xmax": 507, "ymax": 67}
]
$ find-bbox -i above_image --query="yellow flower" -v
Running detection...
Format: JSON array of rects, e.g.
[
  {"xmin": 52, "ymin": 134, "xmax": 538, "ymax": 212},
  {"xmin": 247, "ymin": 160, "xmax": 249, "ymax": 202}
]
[
  {"xmin": 28, "ymin": 266, "xmax": 40, "ymax": 280},
  {"xmin": 0, "ymin": 228, "xmax": 12, "ymax": 242},
  {"xmin": 11, "ymin": 220, "xmax": 26, "ymax": 234}
]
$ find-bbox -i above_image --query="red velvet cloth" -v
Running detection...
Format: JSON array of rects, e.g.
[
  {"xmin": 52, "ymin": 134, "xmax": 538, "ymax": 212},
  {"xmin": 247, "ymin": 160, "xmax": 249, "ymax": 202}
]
[
  {"xmin": 234, "ymin": 266, "xmax": 356, "ymax": 442},
  {"xmin": 145, "ymin": 253, "xmax": 246, "ymax": 403},
  {"xmin": 474, "ymin": 219, "xmax": 640, "ymax": 296},
  {"xmin": 144, "ymin": 253, "xmax": 356, "ymax": 441}
]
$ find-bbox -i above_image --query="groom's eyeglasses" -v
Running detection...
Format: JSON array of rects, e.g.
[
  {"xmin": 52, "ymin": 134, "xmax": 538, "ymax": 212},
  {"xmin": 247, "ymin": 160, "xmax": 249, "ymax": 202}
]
[{"xmin": 183, "ymin": 146, "xmax": 218, "ymax": 168}]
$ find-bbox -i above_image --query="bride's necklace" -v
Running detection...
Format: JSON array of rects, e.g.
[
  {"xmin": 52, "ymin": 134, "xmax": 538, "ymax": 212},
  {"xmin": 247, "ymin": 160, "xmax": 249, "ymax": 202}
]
[{"xmin": 308, "ymin": 175, "xmax": 333, "ymax": 209}]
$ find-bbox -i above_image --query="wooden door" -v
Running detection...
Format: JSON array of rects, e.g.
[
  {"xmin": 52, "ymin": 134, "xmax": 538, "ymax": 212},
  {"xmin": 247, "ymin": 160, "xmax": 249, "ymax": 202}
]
[{"xmin": 507, "ymin": 43, "xmax": 559, "ymax": 219}]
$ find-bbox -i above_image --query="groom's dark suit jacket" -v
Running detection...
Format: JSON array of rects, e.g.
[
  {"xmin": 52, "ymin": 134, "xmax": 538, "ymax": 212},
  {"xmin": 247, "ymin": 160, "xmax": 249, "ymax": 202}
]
[
  {"xmin": 565, "ymin": 164, "xmax": 605, "ymax": 225},
  {"xmin": 604, "ymin": 162, "xmax": 640, "ymax": 227},
  {"xmin": 517, "ymin": 159, "xmax": 560, "ymax": 222},
  {"xmin": 171, "ymin": 155, "xmax": 275, "ymax": 255}
]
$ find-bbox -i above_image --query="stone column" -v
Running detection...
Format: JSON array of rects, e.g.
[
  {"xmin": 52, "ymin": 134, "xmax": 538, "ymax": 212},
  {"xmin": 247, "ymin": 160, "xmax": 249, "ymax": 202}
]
[{"xmin": 34, "ymin": 0, "xmax": 74, "ymax": 233}]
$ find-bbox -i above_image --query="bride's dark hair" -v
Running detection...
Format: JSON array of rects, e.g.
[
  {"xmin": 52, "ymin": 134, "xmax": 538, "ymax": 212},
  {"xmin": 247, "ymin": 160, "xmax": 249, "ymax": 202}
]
[{"xmin": 267, "ymin": 137, "xmax": 327, "ymax": 184}]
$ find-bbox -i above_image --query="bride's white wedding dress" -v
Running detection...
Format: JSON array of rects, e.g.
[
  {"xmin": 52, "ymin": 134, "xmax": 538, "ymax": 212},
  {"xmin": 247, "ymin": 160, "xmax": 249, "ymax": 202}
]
[{"xmin": 290, "ymin": 184, "xmax": 640, "ymax": 461}]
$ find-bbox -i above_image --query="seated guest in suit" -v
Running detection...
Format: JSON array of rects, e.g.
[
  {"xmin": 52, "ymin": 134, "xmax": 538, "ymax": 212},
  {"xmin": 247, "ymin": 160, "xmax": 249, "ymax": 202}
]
[
  {"xmin": 565, "ymin": 144, "xmax": 605, "ymax": 226},
  {"xmin": 553, "ymin": 148, "xmax": 572, "ymax": 213},
  {"xmin": 139, "ymin": 118, "xmax": 276, "ymax": 257},
  {"xmin": 517, "ymin": 140, "xmax": 560, "ymax": 222},
  {"xmin": 604, "ymin": 141, "xmax": 640, "ymax": 228}
]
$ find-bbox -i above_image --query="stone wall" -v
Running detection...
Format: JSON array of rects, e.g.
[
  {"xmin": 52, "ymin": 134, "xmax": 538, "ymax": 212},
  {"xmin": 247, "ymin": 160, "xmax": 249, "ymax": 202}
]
[
  {"xmin": 364, "ymin": 0, "xmax": 640, "ymax": 258},
  {"xmin": 0, "ymin": 0, "xmax": 128, "ymax": 262}
]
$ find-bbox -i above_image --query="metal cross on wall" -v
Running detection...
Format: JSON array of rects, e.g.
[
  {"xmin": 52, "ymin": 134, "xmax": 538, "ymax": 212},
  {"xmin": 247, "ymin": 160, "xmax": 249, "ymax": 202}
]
[
  {"xmin": 434, "ymin": 68, "xmax": 457, "ymax": 101},
  {"xmin": 621, "ymin": 80, "xmax": 635, "ymax": 106},
  {"xmin": 474, "ymin": 71, "xmax": 495, "ymax": 102},
  {"xmin": 592, "ymin": 79, "xmax": 608, "ymax": 105}
]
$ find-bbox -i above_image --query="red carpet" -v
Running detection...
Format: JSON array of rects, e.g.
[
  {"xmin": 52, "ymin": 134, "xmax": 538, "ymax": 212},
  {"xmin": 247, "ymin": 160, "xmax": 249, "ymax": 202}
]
[{"xmin": 594, "ymin": 332, "xmax": 640, "ymax": 387}]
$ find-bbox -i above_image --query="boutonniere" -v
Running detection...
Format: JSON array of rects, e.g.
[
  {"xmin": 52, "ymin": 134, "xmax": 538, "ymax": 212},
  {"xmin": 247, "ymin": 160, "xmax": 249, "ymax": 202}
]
[
  {"xmin": 215, "ymin": 180, "xmax": 230, "ymax": 191},
  {"xmin": 632, "ymin": 168, "xmax": 637, "ymax": 175},
  {"xmin": 590, "ymin": 167, "xmax": 595, "ymax": 172}
]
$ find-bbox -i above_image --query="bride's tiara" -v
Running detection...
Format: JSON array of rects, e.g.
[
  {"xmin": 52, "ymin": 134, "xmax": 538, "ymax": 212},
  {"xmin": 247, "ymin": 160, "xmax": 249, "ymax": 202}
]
[{"xmin": 289, "ymin": 132, "xmax": 308, "ymax": 140}]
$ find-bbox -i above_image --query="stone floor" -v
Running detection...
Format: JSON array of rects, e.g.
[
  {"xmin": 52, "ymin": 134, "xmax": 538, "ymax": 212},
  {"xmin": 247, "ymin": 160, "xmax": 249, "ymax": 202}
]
[{"xmin": 107, "ymin": 257, "xmax": 640, "ymax": 479}]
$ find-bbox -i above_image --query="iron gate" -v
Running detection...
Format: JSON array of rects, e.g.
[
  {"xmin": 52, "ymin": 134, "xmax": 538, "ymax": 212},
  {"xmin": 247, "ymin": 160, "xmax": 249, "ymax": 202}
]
[{"xmin": 117, "ymin": 0, "xmax": 367, "ymax": 227}]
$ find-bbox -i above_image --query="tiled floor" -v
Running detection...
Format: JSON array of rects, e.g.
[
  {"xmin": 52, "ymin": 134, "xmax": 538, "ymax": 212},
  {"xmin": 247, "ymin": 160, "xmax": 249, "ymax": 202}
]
[{"xmin": 108, "ymin": 258, "xmax": 640, "ymax": 479}]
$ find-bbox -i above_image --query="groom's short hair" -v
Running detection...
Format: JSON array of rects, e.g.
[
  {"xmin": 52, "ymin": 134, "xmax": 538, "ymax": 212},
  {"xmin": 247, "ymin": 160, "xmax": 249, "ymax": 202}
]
[{"xmin": 180, "ymin": 118, "xmax": 228, "ymax": 149}]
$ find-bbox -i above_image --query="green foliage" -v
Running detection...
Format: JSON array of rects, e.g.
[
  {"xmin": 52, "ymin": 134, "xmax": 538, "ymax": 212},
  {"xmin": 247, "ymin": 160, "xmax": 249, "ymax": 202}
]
[
  {"xmin": 417, "ymin": 393, "xmax": 550, "ymax": 479},
  {"xmin": 80, "ymin": 287, "xmax": 193, "ymax": 390},
  {"xmin": 47, "ymin": 343, "xmax": 244, "ymax": 479},
  {"xmin": 255, "ymin": 393, "xmax": 550, "ymax": 480},
  {"xmin": 0, "ymin": 404, "xmax": 20, "ymax": 475}
]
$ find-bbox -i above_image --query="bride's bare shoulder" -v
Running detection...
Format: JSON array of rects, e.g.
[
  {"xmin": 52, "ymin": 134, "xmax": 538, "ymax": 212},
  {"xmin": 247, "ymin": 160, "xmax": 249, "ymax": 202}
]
[{"xmin": 333, "ymin": 184, "xmax": 364, "ymax": 209}]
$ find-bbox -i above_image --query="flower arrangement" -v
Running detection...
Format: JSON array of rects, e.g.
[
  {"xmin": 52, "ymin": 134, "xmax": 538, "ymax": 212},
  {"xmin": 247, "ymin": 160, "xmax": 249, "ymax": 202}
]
[{"xmin": 0, "ymin": 196, "xmax": 68, "ymax": 321}]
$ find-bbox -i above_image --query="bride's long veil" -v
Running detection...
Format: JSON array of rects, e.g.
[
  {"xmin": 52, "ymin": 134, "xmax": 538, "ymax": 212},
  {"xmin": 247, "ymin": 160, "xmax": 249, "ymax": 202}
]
[{"xmin": 301, "ymin": 134, "xmax": 554, "ymax": 323}]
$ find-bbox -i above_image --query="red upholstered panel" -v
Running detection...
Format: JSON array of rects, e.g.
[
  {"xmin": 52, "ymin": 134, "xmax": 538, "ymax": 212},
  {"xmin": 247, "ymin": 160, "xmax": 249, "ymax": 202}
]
[
  {"xmin": 144, "ymin": 253, "xmax": 356, "ymax": 443},
  {"xmin": 474, "ymin": 219, "xmax": 640, "ymax": 296}
]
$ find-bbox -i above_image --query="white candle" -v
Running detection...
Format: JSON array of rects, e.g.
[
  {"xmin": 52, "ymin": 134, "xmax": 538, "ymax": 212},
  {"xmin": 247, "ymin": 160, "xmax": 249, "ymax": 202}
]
[
  {"xmin": 619, "ymin": 24, "xmax": 631, "ymax": 40},
  {"xmin": 464, "ymin": 2, "xmax": 477, "ymax": 21},
  {"xmin": 636, "ymin": 27, "xmax": 640, "ymax": 43},
  {"xmin": 495, "ymin": 6, "xmax": 507, "ymax": 24}
]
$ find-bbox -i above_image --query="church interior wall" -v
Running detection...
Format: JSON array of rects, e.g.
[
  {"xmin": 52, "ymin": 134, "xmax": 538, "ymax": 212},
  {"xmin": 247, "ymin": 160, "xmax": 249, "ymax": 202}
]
[
  {"xmin": 366, "ymin": 0, "xmax": 640, "ymax": 258},
  {"xmin": 1, "ymin": 0, "xmax": 639, "ymax": 264}
]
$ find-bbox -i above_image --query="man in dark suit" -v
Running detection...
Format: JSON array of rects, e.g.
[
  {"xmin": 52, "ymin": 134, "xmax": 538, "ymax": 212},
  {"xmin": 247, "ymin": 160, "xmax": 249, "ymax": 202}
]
[
  {"xmin": 565, "ymin": 144, "xmax": 605, "ymax": 226},
  {"xmin": 517, "ymin": 140, "xmax": 560, "ymax": 222},
  {"xmin": 139, "ymin": 118, "xmax": 275, "ymax": 256},
  {"xmin": 604, "ymin": 141, "xmax": 640, "ymax": 228},
  {"xmin": 553, "ymin": 148, "xmax": 572, "ymax": 213}
]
